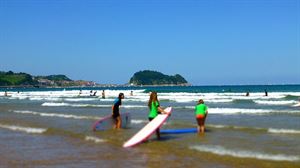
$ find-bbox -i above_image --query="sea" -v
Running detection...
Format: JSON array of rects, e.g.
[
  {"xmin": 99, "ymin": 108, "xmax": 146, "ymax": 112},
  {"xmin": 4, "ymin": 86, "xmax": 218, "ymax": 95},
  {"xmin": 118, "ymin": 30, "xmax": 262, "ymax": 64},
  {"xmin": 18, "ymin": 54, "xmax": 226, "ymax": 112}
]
[{"xmin": 0, "ymin": 85, "xmax": 300, "ymax": 168}]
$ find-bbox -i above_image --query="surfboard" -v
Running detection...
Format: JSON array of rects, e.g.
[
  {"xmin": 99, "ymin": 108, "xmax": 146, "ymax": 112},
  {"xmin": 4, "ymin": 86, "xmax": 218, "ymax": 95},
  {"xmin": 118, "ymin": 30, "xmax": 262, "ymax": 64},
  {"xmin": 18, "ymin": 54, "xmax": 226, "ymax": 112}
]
[
  {"xmin": 160, "ymin": 128, "xmax": 197, "ymax": 134},
  {"xmin": 92, "ymin": 112, "xmax": 131, "ymax": 131},
  {"xmin": 123, "ymin": 107, "xmax": 172, "ymax": 148}
]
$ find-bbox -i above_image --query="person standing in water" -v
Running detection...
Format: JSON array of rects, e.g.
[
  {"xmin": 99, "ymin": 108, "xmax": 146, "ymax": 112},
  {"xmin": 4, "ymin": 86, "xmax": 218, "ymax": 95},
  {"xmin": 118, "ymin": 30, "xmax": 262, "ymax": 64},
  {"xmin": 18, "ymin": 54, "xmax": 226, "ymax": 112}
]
[
  {"xmin": 264, "ymin": 89, "xmax": 268, "ymax": 96},
  {"xmin": 102, "ymin": 90, "xmax": 105, "ymax": 99},
  {"xmin": 112, "ymin": 93, "xmax": 124, "ymax": 129},
  {"xmin": 195, "ymin": 99, "xmax": 208, "ymax": 133},
  {"xmin": 148, "ymin": 91, "xmax": 167, "ymax": 139}
]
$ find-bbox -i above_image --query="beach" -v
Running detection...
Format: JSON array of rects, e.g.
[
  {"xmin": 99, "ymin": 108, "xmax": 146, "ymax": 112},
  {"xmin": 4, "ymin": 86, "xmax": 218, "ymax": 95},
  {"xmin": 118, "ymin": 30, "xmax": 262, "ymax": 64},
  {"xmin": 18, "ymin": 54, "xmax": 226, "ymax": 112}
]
[{"xmin": 0, "ymin": 85, "xmax": 300, "ymax": 167}]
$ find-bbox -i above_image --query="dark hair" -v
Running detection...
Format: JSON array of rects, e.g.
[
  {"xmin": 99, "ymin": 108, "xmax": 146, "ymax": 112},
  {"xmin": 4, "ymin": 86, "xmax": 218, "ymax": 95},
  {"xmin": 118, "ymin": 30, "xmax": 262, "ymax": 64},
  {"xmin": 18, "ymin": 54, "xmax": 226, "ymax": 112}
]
[
  {"xmin": 148, "ymin": 91, "xmax": 158, "ymax": 109},
  {"xmin": 119, "ymin": 93, "xmax": 124, "ymax": 99},
  {"xmin": 197, "ymin": 99, "xmax": 204, "ymax": 105}
]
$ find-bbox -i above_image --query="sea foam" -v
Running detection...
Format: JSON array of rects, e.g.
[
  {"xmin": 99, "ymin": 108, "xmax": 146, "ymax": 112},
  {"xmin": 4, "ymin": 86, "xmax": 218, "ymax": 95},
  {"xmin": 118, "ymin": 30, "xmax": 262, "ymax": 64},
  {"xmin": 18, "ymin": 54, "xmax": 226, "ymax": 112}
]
[
  {"xmin": 85, "ymin": 136, "xmax": 106, "ymax": 143},
  {"xmin": 0, "ymin": 124, "xmax": 47, "ymax": 134},
  {"xmin": 190, "ymin": 145, "xmax": 300, "ymax": 162},
  {"xmin": 268, "ymin": 128, "xmax": 300, "ymax": 134},
  {"xmin": 13, "ymin": 110, "xmax": 99, "ymax": 120}
]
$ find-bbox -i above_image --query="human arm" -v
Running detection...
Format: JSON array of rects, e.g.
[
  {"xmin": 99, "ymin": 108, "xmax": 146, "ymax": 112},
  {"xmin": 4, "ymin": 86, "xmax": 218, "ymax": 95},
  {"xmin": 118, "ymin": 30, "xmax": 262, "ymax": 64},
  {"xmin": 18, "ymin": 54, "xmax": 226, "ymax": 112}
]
[{"xmin": 158, "ymin": 106, "xmax": 169, "ymax": 114}]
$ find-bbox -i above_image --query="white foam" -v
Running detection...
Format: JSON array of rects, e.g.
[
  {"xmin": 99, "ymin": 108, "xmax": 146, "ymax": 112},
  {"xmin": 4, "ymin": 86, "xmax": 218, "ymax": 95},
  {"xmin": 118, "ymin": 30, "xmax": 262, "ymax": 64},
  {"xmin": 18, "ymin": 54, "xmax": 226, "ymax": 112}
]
[
  {"xmin": 208, "ymin": 108, "xmax": 273, "ymax": 114},
  {"xmin": 206, "ymin": 124, "xmax": 228, "ymax": 128},
  {"xmin": 292, "ymin": 103, "xmax": 300, "ymax": 107},
  {"xmin": 0, "ymin": 124, "xmax": 47, "ymax": 134},
  {"xmin": 131, "ymin": 120, "xmax": 147, "ymax": 124},
  {"xmin": 190, "ymin": 145, "xmax": 300, "ymax": 162},
  {"xmin": 254, "ymin": 100, "xmax": 297, "ymax": 105},
  {"xmin": 206, "ymin": 99, "xmax": 233, "ymax": 103},
  {"xmin": 85, "ymin": 136, "xmax": 106, "ymax": 143},
  {"xmin": 41, "ymin": 102, "xmax": 111, "ymax": 108},
  {"xmin": 122, "ymin": 105, "xmax": 147, "ymax": 108},
  {"xmin": 13, "ymin": 110, "xmax": 99, "ymax": 120},
  {"xmin": 64, "ymin": 98, "xmax": 99, "ymax": 102},
  {"xmin": 268, "ymin": 128, "xmax": 300, "ymax": 134}
]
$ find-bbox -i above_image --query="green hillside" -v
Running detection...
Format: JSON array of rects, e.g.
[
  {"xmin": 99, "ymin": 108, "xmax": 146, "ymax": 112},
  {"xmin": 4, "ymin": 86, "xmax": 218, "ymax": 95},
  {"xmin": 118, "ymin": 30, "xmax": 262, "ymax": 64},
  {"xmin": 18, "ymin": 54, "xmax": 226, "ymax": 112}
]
[
  {"xmin": 0, "ymin": 71, "xmax": 37, "ymax": 86},
  {"xmin": 129, "ymin": 70, "xmax": 188, "ymax": 86}
]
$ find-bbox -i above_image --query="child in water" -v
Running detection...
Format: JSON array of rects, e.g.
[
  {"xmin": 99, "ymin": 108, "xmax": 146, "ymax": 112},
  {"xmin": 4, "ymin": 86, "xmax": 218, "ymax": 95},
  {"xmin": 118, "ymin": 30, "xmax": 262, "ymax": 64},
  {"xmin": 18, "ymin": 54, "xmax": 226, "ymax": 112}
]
[
  {"xmin": 195, "ymin": 99, "xmax": 208, "ymax": 133},
  {"xmin": 148, "ymin": 91, "xmax": 168, "ymax": 139}
]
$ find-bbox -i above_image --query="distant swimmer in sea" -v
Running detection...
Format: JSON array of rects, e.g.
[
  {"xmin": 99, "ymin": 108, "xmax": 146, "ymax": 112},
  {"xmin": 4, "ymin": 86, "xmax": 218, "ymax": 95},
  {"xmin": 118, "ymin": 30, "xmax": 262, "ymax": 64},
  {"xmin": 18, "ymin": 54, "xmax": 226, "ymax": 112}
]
[
  {"xmin": 148, "ymin": 91, "xmax": 168, "ymax": 139},
  {"xmin": 264, "ymin": 89, "xmax": 268, "ymax": 96},
  {"xmin": 195, "ymin": 99, "xmax": 208, "ymax": 134},
  {"xmin": 246, "ymin": 92, "xmax": 250, "ymax": 96},
  {"xmin": 90, "ymin": 90, "xmax": 93, "ymax": 96},
  {"xmin": 112, "ymin": 93, "xmax": 124, "ymax": 129},
  {"xmin": 102, "ymin": 90, "xmax": 105, "ymax": 99},
  {"xmin": 4, "ymin": 91, "xmax": 8, "ymax": 96},
  {"xmin": 92, "ymin": 91, "xmax": 97, "ymax": 96},
  {"xmin": 130, "ymin": 90, "xmax": 133, "ymax": 96}
]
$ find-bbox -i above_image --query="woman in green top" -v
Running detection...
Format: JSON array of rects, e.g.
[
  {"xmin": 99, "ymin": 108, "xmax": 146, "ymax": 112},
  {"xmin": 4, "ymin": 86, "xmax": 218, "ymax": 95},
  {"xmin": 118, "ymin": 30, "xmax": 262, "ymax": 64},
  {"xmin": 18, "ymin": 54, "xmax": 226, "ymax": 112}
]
[
  {"xmin": 195, "ymin": 99, "xmax": 208, "ymax": 133},
  {"xmin": 148, "ymin": 91, "xmax": 167, "ymax": 139}
]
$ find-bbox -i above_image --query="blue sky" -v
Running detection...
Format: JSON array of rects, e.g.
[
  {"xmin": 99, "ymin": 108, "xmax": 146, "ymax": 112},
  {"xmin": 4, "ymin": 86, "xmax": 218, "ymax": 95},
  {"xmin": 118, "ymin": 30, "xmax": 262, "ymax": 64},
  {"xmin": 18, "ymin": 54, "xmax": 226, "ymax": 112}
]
[{"xmin": 0, "ymin": 0, "xmax": 299, "ymax": 85}]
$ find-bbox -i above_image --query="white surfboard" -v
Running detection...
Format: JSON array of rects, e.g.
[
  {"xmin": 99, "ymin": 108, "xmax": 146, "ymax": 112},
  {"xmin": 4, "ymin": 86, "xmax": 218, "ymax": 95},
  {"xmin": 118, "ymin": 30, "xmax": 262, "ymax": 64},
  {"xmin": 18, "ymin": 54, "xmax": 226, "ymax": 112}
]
[
  {"xmin": 92, "ymin": 112, "xmax": 131, "ymax": 131},
  {"xmin": 123, "ymin": 107, "xmax": 172, "ymax": 148}
]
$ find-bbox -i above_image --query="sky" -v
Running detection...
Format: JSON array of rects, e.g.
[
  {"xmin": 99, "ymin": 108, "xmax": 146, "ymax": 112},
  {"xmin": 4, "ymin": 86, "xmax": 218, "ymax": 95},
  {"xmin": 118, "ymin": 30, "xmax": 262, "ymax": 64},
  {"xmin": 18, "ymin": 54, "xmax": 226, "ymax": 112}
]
[{"xmin": 0, "ymin": 0, "xmax": 299, "ymax": 85}]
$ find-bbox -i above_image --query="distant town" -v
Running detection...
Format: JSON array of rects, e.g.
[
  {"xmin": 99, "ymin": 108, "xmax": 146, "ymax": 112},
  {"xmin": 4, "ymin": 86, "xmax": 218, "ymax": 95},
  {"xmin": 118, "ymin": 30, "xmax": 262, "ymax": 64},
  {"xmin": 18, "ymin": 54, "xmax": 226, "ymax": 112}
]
[{"xmin": 0, "ymin": 71, "xmax": 106, "ymax": 88}]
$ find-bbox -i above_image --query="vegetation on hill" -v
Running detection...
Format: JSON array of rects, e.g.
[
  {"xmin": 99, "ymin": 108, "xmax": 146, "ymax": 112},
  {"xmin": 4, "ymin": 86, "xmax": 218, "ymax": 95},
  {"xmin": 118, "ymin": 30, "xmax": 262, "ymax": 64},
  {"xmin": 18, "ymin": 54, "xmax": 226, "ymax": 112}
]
[
  {"xmin": 0, "ymin": 71, "xmax": 37, "ymax": 86},
  {"xmin": 129, "ymin": 70, "xmax": 188, "ymax": 86},
  {"xmin": 0, "ymin": 71, "xmax": 95, "ymax": 87}
]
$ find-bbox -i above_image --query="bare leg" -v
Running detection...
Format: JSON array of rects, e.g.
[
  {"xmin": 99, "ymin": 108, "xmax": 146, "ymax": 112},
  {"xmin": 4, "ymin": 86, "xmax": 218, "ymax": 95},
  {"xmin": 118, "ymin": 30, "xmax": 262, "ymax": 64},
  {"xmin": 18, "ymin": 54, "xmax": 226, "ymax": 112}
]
[
  {"xmin": 196, "ymin": 118, "xmax": 202, "ymax": 133},
  {"xmin": 196, "ymin": 118, "xmax": 205, "ymax": 133},
  {"xmin": 116, "ymin": 116, "xmax": 121, "ymax": 129},
  {"xmin": 156, "ymin": 128, "xmax": 161, "ymax": 140}
]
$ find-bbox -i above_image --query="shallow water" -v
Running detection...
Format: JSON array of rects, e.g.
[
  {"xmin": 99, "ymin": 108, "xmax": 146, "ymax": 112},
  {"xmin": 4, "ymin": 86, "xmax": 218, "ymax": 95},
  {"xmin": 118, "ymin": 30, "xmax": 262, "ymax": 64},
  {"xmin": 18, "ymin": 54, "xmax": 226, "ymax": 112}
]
[{"xmin": 0, "ymin": 86, "xmax": 300, "ymax": 167}]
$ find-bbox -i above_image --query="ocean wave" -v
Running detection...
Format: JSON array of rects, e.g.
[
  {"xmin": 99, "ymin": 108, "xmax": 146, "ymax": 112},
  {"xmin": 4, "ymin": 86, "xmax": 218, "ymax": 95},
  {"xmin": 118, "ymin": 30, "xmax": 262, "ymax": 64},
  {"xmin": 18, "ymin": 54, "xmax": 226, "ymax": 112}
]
[
  {"xmin": 41, "ymin": 102, "xmax": 146, "ymax": 109},
  {"xmin": 0, "ymin": 124, "xmax": 47, "ymax": 134},
  {"xmin": 268, "ymin": 128, "xmax": 300, "ymax": 134},
  {"xmin": 13, "ymin": 110, "xmax": 99, "ymax": 120},
  {"xmin": 208, "ymin": 108, "xmax": 272, "ymax": 114},
  {"xmin": 254, "ymin": 100, "xmax": 297, "ymax": 105},
  {"xmin": 41, "ymin": 102, "xmax": 111, "ymax": 108},
  {"xmin": 64, "ymin": 98, "xmax": 100, "ymax": 102},
  {"xmin": 131, "ymin": 119, "xmax": 147, "ymax": 124},
  {"xmin": 284, "ymin": 95, "xmax": 300, "ymax": 100},
  {"xmin": 207, "ymin": 124, "xmax": 300, "ymax": 135},
  {"xmin": 190, "ymin": 145, "xmax": 300, "ymax": 162},
  {"xmin": 122, "ymin": 105, "xmax": 147, "ymax": 108},
  {"xmin": 85, "ymin": 136, "xmax": 106, "ymax": 143}
]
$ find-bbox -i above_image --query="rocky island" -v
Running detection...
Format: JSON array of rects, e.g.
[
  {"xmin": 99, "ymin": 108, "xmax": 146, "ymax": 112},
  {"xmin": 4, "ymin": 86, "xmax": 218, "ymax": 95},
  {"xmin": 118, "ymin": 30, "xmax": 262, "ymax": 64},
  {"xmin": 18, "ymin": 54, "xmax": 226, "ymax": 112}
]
[{"xmin": 129, "ymin": 70, "xmax": 189, "ymax": 86}]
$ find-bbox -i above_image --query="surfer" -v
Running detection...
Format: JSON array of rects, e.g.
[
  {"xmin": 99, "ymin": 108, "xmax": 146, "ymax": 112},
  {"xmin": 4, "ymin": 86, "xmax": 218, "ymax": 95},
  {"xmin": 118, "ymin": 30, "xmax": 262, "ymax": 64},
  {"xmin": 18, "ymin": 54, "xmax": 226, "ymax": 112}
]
[
  {"xmin": 246, "ymin": 92, "xmax": 250, "ymax": 96},
  {"xmin": 195, "ymin": 99, "xmax": 208, "ymax": 134},
  {"xmin": 112, "ymin": 93, "xmax": 124, "ymax": 129},
  {"xmin": 148, "ymin": 91, "xmax": 168, "ymax": 139},
  {"xmin": 264, "ymin": 89, "xmax": 268, "ymax": 96},
  {"xmin": 102, "ymin": 90, "xmax": 105, "ymax": 99}
]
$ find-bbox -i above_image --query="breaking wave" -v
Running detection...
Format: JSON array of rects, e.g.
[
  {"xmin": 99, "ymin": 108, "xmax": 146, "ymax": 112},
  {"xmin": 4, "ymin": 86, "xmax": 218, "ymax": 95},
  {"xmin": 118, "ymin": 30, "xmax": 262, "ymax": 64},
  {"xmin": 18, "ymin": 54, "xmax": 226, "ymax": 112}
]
[
  {"xmin": 0, "ymin": 124, "xmax": 47, "ymax": 134},
  {"xmin": 190, "ymin": 145, "xmax": 300, "ymax": 162}
]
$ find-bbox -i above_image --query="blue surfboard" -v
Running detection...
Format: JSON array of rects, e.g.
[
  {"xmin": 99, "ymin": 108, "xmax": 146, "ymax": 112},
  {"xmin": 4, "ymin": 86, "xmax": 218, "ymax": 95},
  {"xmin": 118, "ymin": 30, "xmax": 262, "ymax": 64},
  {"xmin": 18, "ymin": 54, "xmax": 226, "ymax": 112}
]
[{"xmin": 160, "ymin": 128, "xmax": 197, "ymax": 134}]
